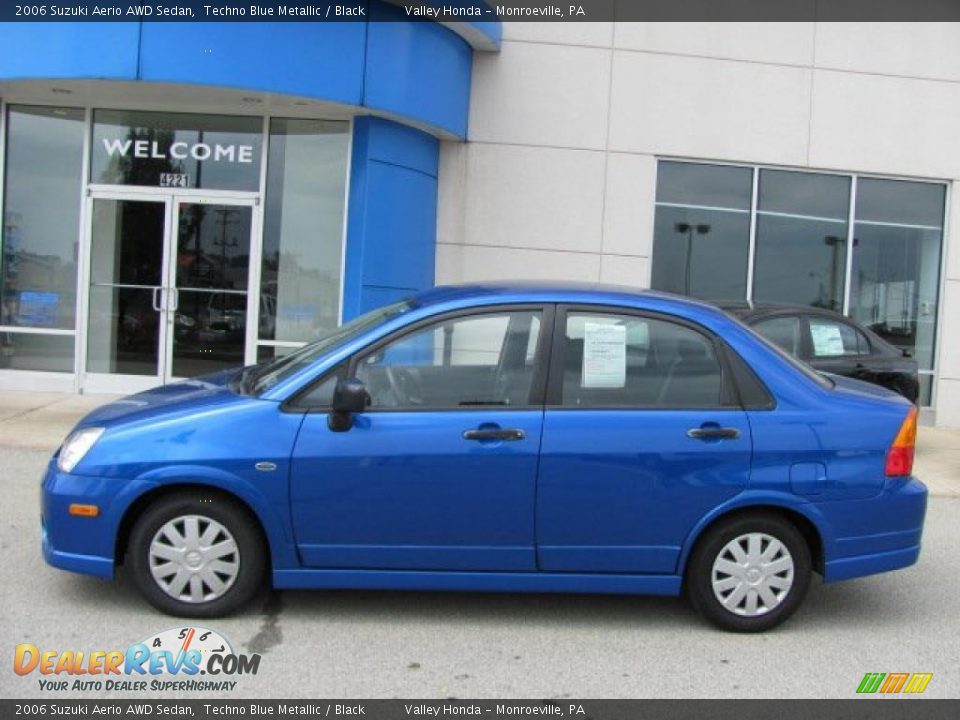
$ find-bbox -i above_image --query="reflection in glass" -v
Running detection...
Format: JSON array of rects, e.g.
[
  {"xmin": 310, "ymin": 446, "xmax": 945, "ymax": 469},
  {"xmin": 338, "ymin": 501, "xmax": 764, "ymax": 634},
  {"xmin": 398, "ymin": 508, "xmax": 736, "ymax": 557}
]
[
  {"xmin": 171, "ymin": 290, "xmax": 246, "ymax": 378},
  {"xmin": 91, "ymin": 110, "xmax": 262, "ymax": 191},
  {"xmin": 260, "ymin": 118, "xmax": 349, "ymax": 343},
  {"xmin": 1, "ymin": 105, "xmax": 84, "ymax": 332},
  {"xmin": 256, "ymin": 344, "xmax": 299, "ymax": 364},
  {"xmin": 651, "ymin": 162, "xmax": 751, "ymax": 300},
  {"xmin": 753, "ymin": 170, "xmax": 850, "ymax": 311},
  {"xmin": 171, "ymin": 203, "xmax": 252, "ymax": 378},
  {"xmin": 849, "ymin": 179, "xmax": 945, "ymax": 370},
  {"xmin": 86, "ymin": 199, "xmax": 165, "ymax": 375},
  {"xmin": 0, "ymin": 332, "xmax": 74, "ymax": 372}
]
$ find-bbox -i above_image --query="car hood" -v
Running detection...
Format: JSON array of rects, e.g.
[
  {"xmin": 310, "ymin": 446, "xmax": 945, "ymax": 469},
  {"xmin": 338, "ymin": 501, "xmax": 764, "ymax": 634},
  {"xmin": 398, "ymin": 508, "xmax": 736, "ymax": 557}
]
[{"xmin": 76, "ymin": 368, "xmax": 244, "ymax": 429}]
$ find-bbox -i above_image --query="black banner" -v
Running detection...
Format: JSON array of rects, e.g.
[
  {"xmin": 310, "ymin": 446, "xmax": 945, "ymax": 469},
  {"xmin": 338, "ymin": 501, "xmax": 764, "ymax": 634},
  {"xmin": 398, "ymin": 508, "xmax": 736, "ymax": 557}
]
[
  {"xmin": 3, "ymin": 700, "xmax": 960, "ymax": 719},
  {"xmin": 3, "ymin": 0, "xmax": 960, "ymax": 23}
]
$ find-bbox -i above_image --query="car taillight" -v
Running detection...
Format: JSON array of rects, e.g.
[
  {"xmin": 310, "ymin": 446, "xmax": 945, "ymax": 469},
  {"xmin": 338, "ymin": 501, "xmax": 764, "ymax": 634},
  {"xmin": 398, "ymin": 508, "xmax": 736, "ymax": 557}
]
[{"xmin": 885, "ymin": 406, "xmax": 918, "ymax": 477}]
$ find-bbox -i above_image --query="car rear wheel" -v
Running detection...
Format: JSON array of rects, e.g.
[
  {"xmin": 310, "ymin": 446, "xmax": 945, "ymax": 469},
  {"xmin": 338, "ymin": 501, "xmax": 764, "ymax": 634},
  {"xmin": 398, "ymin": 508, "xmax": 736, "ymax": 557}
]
[
  {"xmin": 687, "ymin": 514, "xmax": 811, "ymax": 632},
  {"xmin": 127, "ymin": 491, "xmax": 266, "ymax": 617}
]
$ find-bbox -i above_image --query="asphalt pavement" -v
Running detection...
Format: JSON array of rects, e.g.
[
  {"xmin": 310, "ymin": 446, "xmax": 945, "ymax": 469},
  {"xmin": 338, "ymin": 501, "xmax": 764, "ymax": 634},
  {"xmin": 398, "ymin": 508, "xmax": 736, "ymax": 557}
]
[{"xmin": 2, "ymin": 446, "xmax": 958, "ymax": 699}]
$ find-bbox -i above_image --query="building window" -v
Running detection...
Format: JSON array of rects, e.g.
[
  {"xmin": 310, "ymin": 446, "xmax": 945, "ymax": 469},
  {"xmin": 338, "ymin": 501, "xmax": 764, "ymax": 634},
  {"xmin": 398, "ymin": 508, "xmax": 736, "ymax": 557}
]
[
  {"xmin": 651, "ymin": 162, "xmax": 751, "ymax": 301},
  {"xmin": 1, "ymin": 105, "xmax": 84, "ymax": 371},
  {"xmin": 90, "ymin": 110, "xmax": 262, "ymax": 191},
  {"xmin": 753, "ymin": 170, "xmax": 851, "ymax": 311},
  {"xmin": 849, "ymin": 178, "xmax": 946, "ymax": 405},
  {"xmin": 259, "ymin": 118, "xmax": 349, "ymax": 354},
  {"xmin": 650, "ymin": 160, "xmax": 947, "ymax": 406}
]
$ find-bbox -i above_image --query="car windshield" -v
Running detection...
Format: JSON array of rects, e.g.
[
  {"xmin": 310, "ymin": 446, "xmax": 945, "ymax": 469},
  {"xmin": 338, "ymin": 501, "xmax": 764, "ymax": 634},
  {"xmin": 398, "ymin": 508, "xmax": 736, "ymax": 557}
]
[
  {"xmin": 733, "ymin": 316, "xmax": 834, "ymax": 389},
  {"xmin": 239, "ymin": 299, "xmax": 417, "ymax": 396}
]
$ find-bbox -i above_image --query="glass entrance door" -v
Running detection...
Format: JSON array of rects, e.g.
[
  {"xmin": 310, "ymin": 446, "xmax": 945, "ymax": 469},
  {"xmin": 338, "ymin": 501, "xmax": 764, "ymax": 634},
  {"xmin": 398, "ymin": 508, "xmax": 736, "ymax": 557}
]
[
  {"xmin": 168, "ymin": 200, "xmax": 253, "ymax": 379},
  {"xmin": 83, "ymin": 193, "xmax": 256, "ymax": 393}
]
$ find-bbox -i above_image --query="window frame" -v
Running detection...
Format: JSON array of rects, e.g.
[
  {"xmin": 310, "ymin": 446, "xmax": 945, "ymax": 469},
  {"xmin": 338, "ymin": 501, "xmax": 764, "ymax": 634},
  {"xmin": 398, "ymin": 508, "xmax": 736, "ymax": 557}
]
[
  {"xmin": 284, "ymin": 303, "xmax": 555, "ymax": 413},
  {"xmin": 544, "ymin": 304, "xmax": 745, "ymax": 412}
]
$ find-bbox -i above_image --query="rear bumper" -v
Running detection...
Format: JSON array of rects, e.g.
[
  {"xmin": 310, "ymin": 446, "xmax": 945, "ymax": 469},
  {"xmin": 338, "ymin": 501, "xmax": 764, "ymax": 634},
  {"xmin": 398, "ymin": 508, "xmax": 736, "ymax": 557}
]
[
  {"xmin": 821, "ymin": 476, "xmax": 927, "ymax": 583},
  {"xmin": 824, "ymin": 544, "xmax": 920, "ymax": 582}
]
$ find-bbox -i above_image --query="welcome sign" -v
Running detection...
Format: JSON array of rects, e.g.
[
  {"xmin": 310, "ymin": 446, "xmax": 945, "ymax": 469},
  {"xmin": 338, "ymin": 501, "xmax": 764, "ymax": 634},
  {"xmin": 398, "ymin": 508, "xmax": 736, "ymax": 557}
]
[
  {"xmin": 101, "ymin": 138, "xmax": 256, "ymax": 164},
  {"xmin": 90, "ymin": 109, "xmax": 262, "ymax": 192}
]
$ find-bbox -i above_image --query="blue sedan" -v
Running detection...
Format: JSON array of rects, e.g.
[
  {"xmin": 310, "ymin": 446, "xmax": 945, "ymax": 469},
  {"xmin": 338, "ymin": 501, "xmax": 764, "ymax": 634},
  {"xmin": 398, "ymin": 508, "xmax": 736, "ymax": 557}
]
[{"xmin": 42, "ymin": 283, "xmax": 926, "ymax": 631}]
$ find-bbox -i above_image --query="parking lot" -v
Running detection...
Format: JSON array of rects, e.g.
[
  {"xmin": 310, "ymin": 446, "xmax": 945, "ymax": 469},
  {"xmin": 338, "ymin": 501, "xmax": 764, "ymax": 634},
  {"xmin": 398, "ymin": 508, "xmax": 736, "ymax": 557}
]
[{"xmin": 1, "ymin": 393, "xmax": 958, "ymax": 699}]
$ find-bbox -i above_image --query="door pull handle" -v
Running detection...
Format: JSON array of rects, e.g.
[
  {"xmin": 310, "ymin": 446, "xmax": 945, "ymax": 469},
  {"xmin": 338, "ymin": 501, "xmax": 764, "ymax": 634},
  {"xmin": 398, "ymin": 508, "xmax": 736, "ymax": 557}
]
[
  {"xmin": 151, "ymin": 287, "xmax": 163, "ymax": 312},
  {"xmin": 687, "ymin": 427, "xmax": 741, "ymax": 440},
  {"xmin": 462, "ymin": 428, "xmax": 526, "ymax": 441}
]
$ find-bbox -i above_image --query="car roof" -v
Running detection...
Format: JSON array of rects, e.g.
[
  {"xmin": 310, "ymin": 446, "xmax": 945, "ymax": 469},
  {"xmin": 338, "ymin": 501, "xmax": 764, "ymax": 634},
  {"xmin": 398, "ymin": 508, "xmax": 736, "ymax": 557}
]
[
  {"xmin": 412, "ymin": 281, "xmax": 725, "ymax": 314},
  {"xmin": 717, "ymin": 300, "xmax": 847, "ymax": 320}
]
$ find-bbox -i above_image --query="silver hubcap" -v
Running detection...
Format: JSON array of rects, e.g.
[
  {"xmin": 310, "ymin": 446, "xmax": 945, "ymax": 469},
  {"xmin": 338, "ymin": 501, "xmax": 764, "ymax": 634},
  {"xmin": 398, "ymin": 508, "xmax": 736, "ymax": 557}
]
[
  {"xmin": 149, "ymin": 515, "xmax": 239, "ymax": 604},
  {"xmin": 711, "ymin": 532, "xmax": 794, "ymax": 617}
]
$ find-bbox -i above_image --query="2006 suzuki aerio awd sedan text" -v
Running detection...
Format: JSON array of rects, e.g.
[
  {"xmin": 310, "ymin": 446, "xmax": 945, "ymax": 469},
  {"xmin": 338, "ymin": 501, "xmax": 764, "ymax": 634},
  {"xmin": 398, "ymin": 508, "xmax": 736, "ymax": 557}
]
[{"xmin": 42, "ymin": 283, "xmax": 927, "ymax": 632}]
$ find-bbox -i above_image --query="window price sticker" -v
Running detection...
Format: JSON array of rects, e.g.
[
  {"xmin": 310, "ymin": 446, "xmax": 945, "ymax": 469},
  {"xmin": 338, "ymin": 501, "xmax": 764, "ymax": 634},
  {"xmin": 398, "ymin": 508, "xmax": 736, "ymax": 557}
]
[
  {"xmin": 811, "ymin": 323, "xmax": 845, "ymax": 356},
  {"xmin": 582, "ymin": 322, "xmax": 626, "ymax": 388}
]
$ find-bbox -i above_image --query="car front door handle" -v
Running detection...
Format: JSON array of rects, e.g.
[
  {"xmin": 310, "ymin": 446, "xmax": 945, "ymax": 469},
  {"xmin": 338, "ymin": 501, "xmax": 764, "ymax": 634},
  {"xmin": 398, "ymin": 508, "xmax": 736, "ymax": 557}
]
[
  {"xmin": 687, "ymin": 427, "xmax": 741, "ymax": 440},
  {"xmin": 462, "ymin": 428, "xmax": 526, "ymax": 442}
]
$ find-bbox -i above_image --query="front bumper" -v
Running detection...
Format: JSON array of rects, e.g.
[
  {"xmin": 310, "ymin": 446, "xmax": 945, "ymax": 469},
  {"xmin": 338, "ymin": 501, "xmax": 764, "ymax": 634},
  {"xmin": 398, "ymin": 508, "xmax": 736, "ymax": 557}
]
[
  {"xmin": 821, "ymin": 476, "xmax": 927, "ymax": 582},
  {"xmin": 41, "ymin": 458, "xmax": 152, "ymax": 580}
]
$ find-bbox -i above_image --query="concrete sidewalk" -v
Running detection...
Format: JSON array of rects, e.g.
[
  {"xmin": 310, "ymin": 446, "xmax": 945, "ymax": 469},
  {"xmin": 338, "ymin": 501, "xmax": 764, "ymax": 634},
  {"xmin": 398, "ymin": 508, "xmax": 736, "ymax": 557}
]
[{"xmin": 1, "ymin": 390, "xmax": 957, "ymax": 496}]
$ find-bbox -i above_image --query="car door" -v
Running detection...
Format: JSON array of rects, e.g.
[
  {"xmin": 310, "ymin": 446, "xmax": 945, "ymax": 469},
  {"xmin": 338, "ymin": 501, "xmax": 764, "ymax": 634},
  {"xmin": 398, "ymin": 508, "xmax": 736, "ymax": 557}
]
[
  {"xmin": 536, "ymin": 307, "xmax": 752, "ymax": 574},
  {"xmin": 289, "ymin": 305, "xmax": 550, "ymax": 572},
  {"xmin": 803, "ymin": 314, "xmax": 873, "ymax": 380}
]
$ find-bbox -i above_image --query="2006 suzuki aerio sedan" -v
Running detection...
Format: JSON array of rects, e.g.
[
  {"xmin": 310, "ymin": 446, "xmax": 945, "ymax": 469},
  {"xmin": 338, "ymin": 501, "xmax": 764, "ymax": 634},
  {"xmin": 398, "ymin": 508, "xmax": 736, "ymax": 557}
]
[{"xmin": 43, "ymin": 283, "xmax": 927, "ymax": 632}]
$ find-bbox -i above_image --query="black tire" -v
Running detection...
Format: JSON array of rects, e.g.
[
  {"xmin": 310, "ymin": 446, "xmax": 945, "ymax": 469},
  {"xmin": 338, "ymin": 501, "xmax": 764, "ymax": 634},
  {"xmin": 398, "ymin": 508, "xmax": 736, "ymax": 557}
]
[
  {"xmin": 686, "ymin": 513, "xmax": 812, "ymax": 632},
  {"xmin": 127, "ymin": 490, "xmax": 267, "ymax": 618}
]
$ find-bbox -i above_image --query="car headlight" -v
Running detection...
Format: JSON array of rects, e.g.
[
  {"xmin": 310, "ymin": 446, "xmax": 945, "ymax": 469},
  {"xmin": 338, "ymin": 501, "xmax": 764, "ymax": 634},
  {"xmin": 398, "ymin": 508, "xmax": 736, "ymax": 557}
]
[{"xmin": 57, "ymin": 428, "xmax": 105, "ymax": 474}]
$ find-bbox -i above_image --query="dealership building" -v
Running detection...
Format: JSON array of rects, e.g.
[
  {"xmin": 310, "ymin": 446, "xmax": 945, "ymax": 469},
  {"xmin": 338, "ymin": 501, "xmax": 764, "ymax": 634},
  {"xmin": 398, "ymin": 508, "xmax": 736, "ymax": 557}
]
[{"xmin": 0, "ymin": 15, "xmax": 958, "ymax": 425}]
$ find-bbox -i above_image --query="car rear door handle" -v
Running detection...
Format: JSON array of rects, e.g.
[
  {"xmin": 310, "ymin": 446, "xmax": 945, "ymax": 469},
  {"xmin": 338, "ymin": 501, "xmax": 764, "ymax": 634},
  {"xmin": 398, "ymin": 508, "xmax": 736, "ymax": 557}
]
[
  {"xmin": 463, "ymin": 428, "xmax": 526, "ymax": 441},
  {"xmin": 687, "ymin": 427, "xmax": 741, "ymax": 440}
]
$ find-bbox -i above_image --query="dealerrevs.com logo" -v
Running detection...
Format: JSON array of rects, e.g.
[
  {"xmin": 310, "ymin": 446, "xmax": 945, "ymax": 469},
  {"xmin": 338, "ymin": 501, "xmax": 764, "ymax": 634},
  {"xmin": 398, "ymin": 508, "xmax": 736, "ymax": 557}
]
[
  {"xmin": 13, "ymin": 627, "xmax": 261, "ymax": 693},
  {"xmin": 856, "ymin": 672, "xmax": 933, "ymax": 695}
]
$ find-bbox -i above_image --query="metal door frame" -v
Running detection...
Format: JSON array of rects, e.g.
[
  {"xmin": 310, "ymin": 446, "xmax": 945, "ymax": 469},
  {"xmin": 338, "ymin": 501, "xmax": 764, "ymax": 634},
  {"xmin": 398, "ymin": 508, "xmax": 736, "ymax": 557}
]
[
  {"xmin": 79, "ymin": 188, "xmax": 259, "ymax": 394},
  {"xmin": 166, "ymin": 195, "xmax": 258, "ymax": 385}
]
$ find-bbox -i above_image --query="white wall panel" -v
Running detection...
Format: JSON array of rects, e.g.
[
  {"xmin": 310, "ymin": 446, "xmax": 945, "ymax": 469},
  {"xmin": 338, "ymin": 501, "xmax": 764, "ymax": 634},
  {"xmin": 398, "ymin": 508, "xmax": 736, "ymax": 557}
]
[
  {"xmin": 469, "ymin": 40, "xmax": 611, "ymax": 149},
  {"xmin": 815, "ymin": 22, "xmax": 960, "ymax": 83},
  {"xmin": 608, "ymin": 51, "xmax": 811, "ymax": 165},
  {"xmin": 460, "ymin": 143, "xmax": 606, "ymax": 254},
  {"xmin": 934, "ymin": 379, "xmax": 960, "ymax": 428},
  {"xmin": 436, "ymin": 243, "xmax": 601, "ymax": 284},
  {"xmin": 808, "ymin": 70, "xmax": 960, "ymax": 178},
  {"xmin": 602, "ymin": 152, "xmax": 656, "ymax": 257},
  {"xmin": 599, "ymin": 254, "xmax": 650, "ymax": 287},
  {"xmin": 615, "ymin": 22, "xmax": 814, "ymax": 66},
  {"xmin": 502, "ymin": 21, "xmax": 614, "ymax": 48}
]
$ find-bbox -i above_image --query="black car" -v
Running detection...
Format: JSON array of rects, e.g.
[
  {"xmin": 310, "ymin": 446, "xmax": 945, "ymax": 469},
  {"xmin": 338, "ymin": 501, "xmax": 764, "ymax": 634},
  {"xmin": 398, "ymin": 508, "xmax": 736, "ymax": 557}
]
[{"xmin": 721, "ymin": 303, "xmax": 920, "ymax": 403}]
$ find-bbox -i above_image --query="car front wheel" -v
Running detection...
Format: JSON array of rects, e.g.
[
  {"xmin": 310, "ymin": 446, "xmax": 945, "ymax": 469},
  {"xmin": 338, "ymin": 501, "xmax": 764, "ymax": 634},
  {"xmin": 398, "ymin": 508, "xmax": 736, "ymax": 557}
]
[
  {"xmin": 127, "ymin": 491, "xmax": 267, "ymax": 617},
  {"xmin": 687, "ymin": 514, "xmax": 812, "ymax": 632}
]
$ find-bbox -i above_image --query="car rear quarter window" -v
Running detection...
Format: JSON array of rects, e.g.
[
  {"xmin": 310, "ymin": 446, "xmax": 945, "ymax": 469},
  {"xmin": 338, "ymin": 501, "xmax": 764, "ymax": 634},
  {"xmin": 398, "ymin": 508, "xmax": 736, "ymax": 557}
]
[{"xmin": 559, "ymin": 313, "xmax": 724, "ymax": 408}]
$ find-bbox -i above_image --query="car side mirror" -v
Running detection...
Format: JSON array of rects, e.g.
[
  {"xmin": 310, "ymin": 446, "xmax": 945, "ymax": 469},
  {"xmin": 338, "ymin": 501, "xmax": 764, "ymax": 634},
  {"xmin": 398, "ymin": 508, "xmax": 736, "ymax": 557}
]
[
  {"xmin": 328, "ymin": 378, "xmax": 369, "ymax": 432},
  {"xmin": 902, "ymin": 348, "xmax": 913, "ymax": 358}
]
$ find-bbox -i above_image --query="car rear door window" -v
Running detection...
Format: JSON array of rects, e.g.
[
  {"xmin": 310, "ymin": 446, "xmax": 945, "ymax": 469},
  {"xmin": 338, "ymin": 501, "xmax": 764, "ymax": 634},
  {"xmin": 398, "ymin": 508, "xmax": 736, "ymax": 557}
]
[
  {"xmin": 752, "ymin": 315, "xmax": 803, "ymax": 357},
  {"xmin": 809, "ymin": 316, "xmax": 869, "ymax": 358},
  {"xmin": 559, "ymin": 312, "xmax": 723, "ymax": 408},
  {"xmin": 355, "ymin": 310, "xmax": 542, "ymax": 409}
]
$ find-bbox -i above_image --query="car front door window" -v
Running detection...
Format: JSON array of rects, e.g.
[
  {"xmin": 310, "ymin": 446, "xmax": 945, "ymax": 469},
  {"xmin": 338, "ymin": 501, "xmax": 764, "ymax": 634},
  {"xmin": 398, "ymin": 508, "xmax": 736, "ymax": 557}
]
[{"xmin": 355, "ymin": 311, "xmax": 542, "ymax": 409}]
